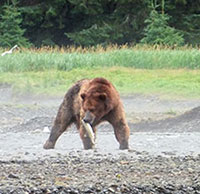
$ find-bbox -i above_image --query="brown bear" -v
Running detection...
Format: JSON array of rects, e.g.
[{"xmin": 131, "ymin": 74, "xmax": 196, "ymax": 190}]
[{"xmin": 43, "ymin": 78, "xmax": 130, "ymax": 150}]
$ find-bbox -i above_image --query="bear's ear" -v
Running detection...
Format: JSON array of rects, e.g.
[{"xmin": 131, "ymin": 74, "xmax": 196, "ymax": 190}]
[
  {"xmin": 81, "ymin": 93, "xmax": 86, "ymax": 100},
  {"xmin": 98, "ymin": 93, "xmax": 107, "ymax": 101}
]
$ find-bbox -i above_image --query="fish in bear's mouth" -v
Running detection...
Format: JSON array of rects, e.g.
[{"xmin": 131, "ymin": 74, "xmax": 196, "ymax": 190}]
[{"xmin": 81, "ymin": 119, "xmax": 95, "ymax": 146}]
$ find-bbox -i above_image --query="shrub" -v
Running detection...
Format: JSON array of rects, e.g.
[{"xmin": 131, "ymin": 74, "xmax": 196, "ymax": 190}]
[{"xmin": 140, "ymin": 10, "xmax": 184, "ymax": 46}]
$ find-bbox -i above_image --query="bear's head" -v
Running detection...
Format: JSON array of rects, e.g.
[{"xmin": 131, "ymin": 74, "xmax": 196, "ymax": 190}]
[{"xmin": 80, "ymin": 92, "xmax": 111, "ymax": 125}]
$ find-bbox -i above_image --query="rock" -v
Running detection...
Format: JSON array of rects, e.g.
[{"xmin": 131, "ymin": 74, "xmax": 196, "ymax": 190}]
[
  {"xmin": 8, "ymin": 173, "xmax": 19, "ymax": 179},
  {"xmin": 43, "ymin": 126, "xmax": 50, "ymax": 133}
]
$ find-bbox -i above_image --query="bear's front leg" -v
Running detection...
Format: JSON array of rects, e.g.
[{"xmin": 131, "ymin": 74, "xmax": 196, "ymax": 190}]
[
  {"xmin": 107, "ymin": 109, "xmax": 130, "ymax": 150},
  {"xmin": 43, "ymin": 125, "xmax": 61, "ymax": 149},
  {"xmin": 43, "ymin": 102, "xmax": 73, "ymax": 149},
  {"xmin": 113, "ymin": 121, "xmax": 130, "ymax": 150}
]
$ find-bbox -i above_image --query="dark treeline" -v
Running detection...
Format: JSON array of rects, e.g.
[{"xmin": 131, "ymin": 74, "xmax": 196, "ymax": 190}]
[{"xmin": 0, "ymin": 0, "xmax": 200, "ymax": 47}]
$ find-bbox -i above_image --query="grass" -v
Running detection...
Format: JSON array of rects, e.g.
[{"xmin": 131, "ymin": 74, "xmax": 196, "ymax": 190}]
[
  {"xmin": 1, "ymin": 67, "xmax": 200, "ymax": 99},
  {"xmin": 0, "ymin": 45, "xmax": 200, "ymax": 72},
  {"xmin": 1, "ymin": 45, "xmax": 200, "ymax": 99}
]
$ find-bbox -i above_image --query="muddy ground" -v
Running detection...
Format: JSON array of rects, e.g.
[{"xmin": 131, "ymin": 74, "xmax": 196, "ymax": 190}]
[{"xmin": 0, "ymin": 85, "xmax": 200, "ymax": 193}]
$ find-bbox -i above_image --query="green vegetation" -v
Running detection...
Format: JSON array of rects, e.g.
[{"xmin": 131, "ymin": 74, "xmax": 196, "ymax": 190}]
[
  {"xmin": 1, "ymin": 67, "xmax": 200, "ymax": 99},
  {"xmin": 1, "ymin": 46, "xmax": 200, "ymax": 99},
  {"xmin": 0, "ymin": 46, "xmax": 200, "ymax": 72},
  {"xmin": 0, "ymin": 4, "xmax": 30, "ymax": 47},
  {"xmin": 0, "ymin": 2, "xmax": 198, "ymax": 107}
]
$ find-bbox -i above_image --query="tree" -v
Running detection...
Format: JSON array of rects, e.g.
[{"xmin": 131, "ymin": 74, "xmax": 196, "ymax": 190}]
[
  {"xmin": 140, "ymin": 9, "xmax": 184, "ymax": 46},
  {"xmin": 0, "ymin": 3, "xmax": 30, "ymax": 47},
  {"xmin": 65, "ymin": 0, "xmax": 148, "ymax": 46},
  {"xmin": 1, "ymin": 0, "xmax": 199, "ymax": 47}
]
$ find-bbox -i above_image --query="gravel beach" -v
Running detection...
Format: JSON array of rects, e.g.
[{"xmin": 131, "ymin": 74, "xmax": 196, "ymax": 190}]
[{"xmin": 1, "ymin": 86, "xmax": 200, "ymax": 193}]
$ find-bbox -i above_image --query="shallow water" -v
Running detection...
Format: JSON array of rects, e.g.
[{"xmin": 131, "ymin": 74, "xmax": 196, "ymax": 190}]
[{"xmin": 1, "ymin": 131, "xmax": 200, "ymax": 161}]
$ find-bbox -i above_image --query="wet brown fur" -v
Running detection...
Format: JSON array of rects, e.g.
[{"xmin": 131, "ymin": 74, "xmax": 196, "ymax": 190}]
[{"xmin": 43, "ymin": 78, "xmax": 130, "ymax": 150}]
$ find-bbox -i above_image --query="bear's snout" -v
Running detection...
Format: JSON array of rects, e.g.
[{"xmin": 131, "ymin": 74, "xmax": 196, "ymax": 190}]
[{"xmin": 83, "ymin": 110, "xmax": 95, "ymax": 124}]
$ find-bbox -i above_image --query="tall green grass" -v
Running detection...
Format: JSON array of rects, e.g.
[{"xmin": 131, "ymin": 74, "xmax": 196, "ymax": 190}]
[
  {"xmin": 0, "ymin": 46, "xmax": 200, "ymax": 72},
  {"xmin": 1, "ymin": 46, "xmax": 200, "ymax": 99}
]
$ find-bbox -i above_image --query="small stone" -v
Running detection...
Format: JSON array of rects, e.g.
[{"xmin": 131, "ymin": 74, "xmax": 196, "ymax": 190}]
[
  {"xmin": 108, "ymin": 187, "xmax": 115, "ymax": 193},
  {"xmin": 43, "ymin": 126, "xmax": 50, "ymax": 133},
  {"xmin": 32, "ymin": 129, "xmax": 41, "ymax": 133},
  {"xmin": 8, "ymin": 173, "xmax": 19, "ymax": 179}
]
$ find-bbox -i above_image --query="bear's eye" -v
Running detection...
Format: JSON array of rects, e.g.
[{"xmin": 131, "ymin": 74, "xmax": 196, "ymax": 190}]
[
  {"xmin": 89, "ymin": 108, "xmax": 95, "ymax": 112},
  {"xmin": 81, "ymin": 93, "xmax": 86, "ymax": 100}
]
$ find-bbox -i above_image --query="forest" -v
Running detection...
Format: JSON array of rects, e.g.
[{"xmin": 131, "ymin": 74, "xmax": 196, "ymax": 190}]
[{"xmin": 0, "ymin": 0, "xmax": 200, "ymax": 47}]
